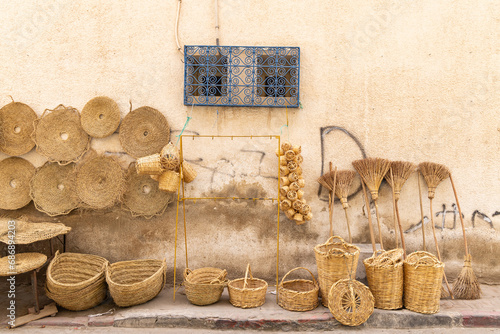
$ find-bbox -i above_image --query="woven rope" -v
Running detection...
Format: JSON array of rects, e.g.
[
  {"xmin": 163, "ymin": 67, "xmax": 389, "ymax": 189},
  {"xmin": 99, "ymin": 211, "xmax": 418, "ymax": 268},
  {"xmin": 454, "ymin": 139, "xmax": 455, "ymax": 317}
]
[
  {"xmin": 106, "ymin": 259, "xmax": 166, "ymax": 307},
  {"xmin": 81, "ymin": 96, "xmax": 121, "ymax": 138},
  {"xmin": 76, "ymin": 155, "xmax": 125, "ymax": 209},
  {"xmin": 122, "ymin": 164, "xmax": 174, "ymax": 219},
  {"xmin": 0, "ymin": 217, "xmax": 71, "ymax": 244},
  {"xmin": 30, "ymin": 162, "xmax": 80, "ymax": 216},
  {"xmin": 0, "ymin": 102, "xmax": 37, "ymax": 156},
  {"xmin": 183, "ymin": 267, "xmax": 227, "ymax": 306},
  {"xmin": 0, "ymin": 157, "xmax": 35, "ymax": 210},
  {"xmin": 33, "ymin": 105, "xmax": 90, "ymax": 165},
  {"xmin": 0, "ymin": 252, "xmax": 47, "ymax": 276},
  {"xmin": 228, "ymin": 264, "xmax": 268, "ymax": 309},
  {"xmin": 278, "ymin": 267, "xmax": 319, "ymax": 312},
  {"xmin": 119, "ymin": 106, "xmax": 170, "ymax": 158},
  {"xmin": 328, "ymin": 279, "xmax": 374, "ymax": 326}
]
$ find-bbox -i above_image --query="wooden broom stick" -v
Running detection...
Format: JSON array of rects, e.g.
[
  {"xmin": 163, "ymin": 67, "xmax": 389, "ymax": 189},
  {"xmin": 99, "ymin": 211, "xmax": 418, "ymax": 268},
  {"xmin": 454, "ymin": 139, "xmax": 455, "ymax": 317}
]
[
  {"xmin": 449, "ymin": 174, "xmax": 468, "ymax": 256},
  {"xmin": 361, "ymin": 179, "xmax": 376, "ymax": 252},
  {"xmin": 390, "ymin": 167, "xmax": 407, "ymax": 258},
  {"xmin": 389, "ymin": 167, "xmax": 399, "ymax": 249},
  {"xmin": 417, "ymin": 171, "xmax": 427, "ymax": 251},
  {"xmin": 329, "ymin": 164, "xmax": 337, "ymax": 237}
]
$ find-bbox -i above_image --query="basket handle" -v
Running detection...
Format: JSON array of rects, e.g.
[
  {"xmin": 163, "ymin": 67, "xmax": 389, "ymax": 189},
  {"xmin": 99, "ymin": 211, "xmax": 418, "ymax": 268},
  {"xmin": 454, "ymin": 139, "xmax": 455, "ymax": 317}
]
[
  {"xmin": 243, "ymin": 263, "xmax": 253, "ymax": 289},
  {"xmin": 209, "ymin": 269, "xmax": 228, "ymax": 284},
  {"xmin": 325, "ymin": 235, "xmax": 346, "ymax": 245},
  {"xmin": 183, "ymin": 268, "xmax": 192, "ymax": 279},
  {"xmin": 280, "ymin": 267, "xmax": 318, "ymax": 287}
]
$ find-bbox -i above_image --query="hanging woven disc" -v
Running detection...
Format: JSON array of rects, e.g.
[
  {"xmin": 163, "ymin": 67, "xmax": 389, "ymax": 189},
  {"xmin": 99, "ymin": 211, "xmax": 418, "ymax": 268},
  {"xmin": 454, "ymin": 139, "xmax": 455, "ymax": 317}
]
[
  {"xmin": 0, "ymin": 102, "xmax": 37, "ymax": 156},
  {"xmin": 33, "ymin": 105, "xmax": 89, "ymax": 164},
  {"xmin": 119, "ymin": 106, "xmax": 170, "ymax": 158},
  {"xmin": 76, "ymin": 155, "xmax": 125, "ymax": 209},
  {"xmin": 122, "ymin": 163, "xmax": 174, "ymax": 218},
  {"xmin": 0, "ymin": 157, "xmax": 35, "ymax": 210},
  {"xmin": 30, "ymin": 162, "xmax": 80, "ymax": 216},
  {"xmin": 328, "ymin": 279, "xmax": 374, "ymax": 326},
  {"xmin": 81, "ymin": 96, "xmax": 121, "ymax": 138}
]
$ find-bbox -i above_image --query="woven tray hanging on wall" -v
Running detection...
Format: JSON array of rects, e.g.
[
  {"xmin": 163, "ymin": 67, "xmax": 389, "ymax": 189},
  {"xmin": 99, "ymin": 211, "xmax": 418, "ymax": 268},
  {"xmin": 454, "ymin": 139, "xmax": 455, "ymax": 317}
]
[
  {"xmin": 122, "ymin": 163, "xmax": 174, "ymax": 218},
  {"xmin": 30, "ymin": 161, "xmax": 80, "ymax": 216},
  {"xmin": 33, "ymin": 105, "xmax": 90, "ymax": 165},
  {"xmin": 0, "ymin": 217, "xmax": 71, "ymax": 244},
  {"xmin": 81, "ymin": 96, "xmax": 121, "ymax": 138},
  {"xmin": 0, "ymin": 157, "xmax": 35, "ymax": 210},
  {"xmin": 119, "ymin": 106, "xmax": 170, "ymax": 158},
  {"xmin": 0, "ymin": 102, "xmax": 37, "ymax": 156},
  {"xmin": 76, "ymin": 155, "xmax": 125, "ymax": 209}
]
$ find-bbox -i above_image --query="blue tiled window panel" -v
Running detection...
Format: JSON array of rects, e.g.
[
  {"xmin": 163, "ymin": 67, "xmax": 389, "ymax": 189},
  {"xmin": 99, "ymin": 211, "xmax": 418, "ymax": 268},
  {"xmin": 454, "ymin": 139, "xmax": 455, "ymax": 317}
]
[{"xmin": 184, "ymin": 45, "xmax": 300, "ymax": 108}]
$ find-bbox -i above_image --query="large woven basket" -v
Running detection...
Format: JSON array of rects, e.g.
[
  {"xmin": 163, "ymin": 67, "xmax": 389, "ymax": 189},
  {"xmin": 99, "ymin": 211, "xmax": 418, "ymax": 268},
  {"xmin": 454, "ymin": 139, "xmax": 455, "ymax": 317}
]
[
  {"xmin": 314, "ymin": 236, "xmax": 360, "ymax": 307},
  {"xmin": 278, "ymin": 267, "xmax": 319, "ymax": 312},
  {"xmin": 183, "ymin": 267, "xmax": 227, "ymax": 306},
  {"xmin": 45, "ymin": 251, "xmax": 108, "ymax": 311},
  {"xmin": 228, "ymin": 264, "xmax": 268, "ymax": 309},
  {"xmin": 106, "ymin": 259, "xmax": 166, "ymax": 307},
  {"xmin": 403, "ymin": 251, "xmax": 444, "ymax": 314},
  {"xmin": 364, "ymin": 249, "xmax": 404, "ymax": 309}
]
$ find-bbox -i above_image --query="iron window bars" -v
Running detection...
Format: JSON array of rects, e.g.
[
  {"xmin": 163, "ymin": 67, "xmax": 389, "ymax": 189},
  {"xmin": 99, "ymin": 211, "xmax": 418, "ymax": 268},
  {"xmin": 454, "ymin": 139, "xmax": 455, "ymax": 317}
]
[{"xmin": 184, "ymin": 45, "xmax": 300, "ymax": 108}]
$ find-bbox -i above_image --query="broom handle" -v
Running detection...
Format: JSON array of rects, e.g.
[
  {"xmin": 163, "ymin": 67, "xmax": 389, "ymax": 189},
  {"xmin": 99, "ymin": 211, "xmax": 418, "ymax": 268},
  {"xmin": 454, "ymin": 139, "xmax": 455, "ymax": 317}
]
[
  {"xmin": 373, "ymin": 200, "xmax": 384, "ymax": 250},
  {"xmin": 389, "ymin": 168, "xmax": 399, "ymax": 248},
  {"xmin": 329, "ymin": 163, "xmax": 337, "ymax": 238},
  {"xmin": 361, "ymin": 180, "xmax": 377, "ymax": 252},
  {"xmin": 430, "ymin": 197, "xmax": 454, "ymax": 299},
  {"xmin": 395, "ymin": 202, "xmax": 407, "ymax": 259},
  {"xmin": 344, "ymin": 208, "xmax": 352, "ymax": 243},
  {"xmin": 449, "ymin": 174, "xmax": 469, "ymax": 256},
  {"xmin": 417, "ymin": 171, "xmax": 427, "ymax": 251},
  {"xmin": 328, "ymin": 192, "xmax": 333, "ymax": 237}
]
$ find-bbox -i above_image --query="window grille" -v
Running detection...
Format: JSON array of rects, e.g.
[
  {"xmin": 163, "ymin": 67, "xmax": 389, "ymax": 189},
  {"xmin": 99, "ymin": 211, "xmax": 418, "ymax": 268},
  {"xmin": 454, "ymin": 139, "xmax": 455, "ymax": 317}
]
[{"xmin": 184, "ymin": 45, "xmax": 300, "ymax": 108}]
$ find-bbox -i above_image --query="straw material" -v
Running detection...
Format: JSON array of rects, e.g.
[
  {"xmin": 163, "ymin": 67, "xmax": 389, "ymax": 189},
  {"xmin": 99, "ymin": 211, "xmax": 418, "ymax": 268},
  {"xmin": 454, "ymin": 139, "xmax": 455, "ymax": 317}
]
[
  {"xmin": 314, "ymin": 236, "xmax": 360, "ymax": 307},
  {"xmin": 119, "ymin": 106, "xmax": 170, "ymax": 158},
  {"xmin": 0, "ymin": 157, "xmax": 35, "ymax": 210},
  {"xmin": 384, "ymin": 161, "xmax": 415, "ymax": 201},
  {"xmin": 418, "ymin": 162, "xmax": 450, "ymax": 200},
  {"xmin": 0, "ymin": 217, "xmax": 71, "ymax": 244},
  {"xmin": 81, "ymin": 96, "xmax": 121, "ymax": 138},
  {"xmin": 33, "ymin": 105, "xmax": 90, "ymax": 164},
  {"xmin": 45, "ymin": 251, "xmax": 108, "ymax": 311},
  {"xmin": 158, "ymin": 170, "xmax": 179, "ymax": 193},
  {"xmin": 334, "ymin": 170, "xmax": 356, "ymax": 209},
  {"xmin": 106, "ymin": 259, "xmax": 167, "ymax": 307},
  {"xmin": 183, "ymin": 267, "xmax": 227, "ymax": 306},
  {"xmin": 278, "ymin": 267, "xmax": 319, "ymax": 312},
  {"xmin": 352, "ymin": 158, "xmax": 390, "ymax": 201},
  {"xmin": 363, "ymin": 249, "xmax": 404, "ymax": 309},
  {"xmin": 122, "ymin": 164, "xmax": 174, "ymax": 218},
  {"xmin": 452, "ymin": 254, "xmax": 481, "ymax": 299},
  {"xmin": 228, "ymin": 264, "xmax": 268, "ymax": 309},
  {"xmin": 160, "ymin": 142, "xmax": 180, "ymax": 171},
  {"xmin": 0, "ymin": 102, "xmax": 37, "ymax": 156},
  {"xmin": 0, "ymin": 252, "xmax": 47, "ymax": 276},
  {"xmin": 136, "ymin": 154, "xmax": 165, "ymax": 175},
  {"xmin": 30, "ymin": 162, "xmax": 80, "ymax": 216},
  {"xmin": 181, "ymin": 161, "xmax": 197, "ymax": 183},
  {"xmin": 328, "ymin": 279, "xmax": 374, "ymax": 326},
  {"xmin": 76, "ymin": 155, "xmax": 125, "ymax": 209},
  {"xmin": 403, "ymin": 251, "xmax": 444, "ymax": 314}
]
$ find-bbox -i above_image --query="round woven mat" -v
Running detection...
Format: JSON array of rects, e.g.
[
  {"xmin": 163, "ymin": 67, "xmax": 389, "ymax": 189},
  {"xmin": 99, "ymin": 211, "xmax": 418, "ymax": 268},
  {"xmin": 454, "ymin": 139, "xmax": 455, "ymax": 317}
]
[
  {"xmin": 0, "ymin": 157, "xmax": 35, "ymax": 210},
  {"xmin": 81, "ymin": 96, "xmax": 121, "ymax": 138},
  {"xmin": 119, "ymin": 106, "xmax": 170, "ymax": 158},
  {"xmin": 0, "ymin": 217, "xmax": 71, "ymax": 244},
  {"xmin": 122, "ymin": 163, "xmax": 173, "ymax": 218},
  {"xmin": 30, "ymin": 162, "xmax": 80, "ymax": 216},
  {"xmin": 0, "ymin": 252, "xmax": 47, "ymax": 276},
  {"xmin": 0, "ymin": 102, "xmax": 37, "ymax": 156},
  {"xmin": 76, "ymin": 155, "xmax": 125, "ymax": 209},
  {"xmin": 328, "ymin": 279, "xmax": 374, "ymax": 326},
  {"xmin": 33, "ymin": 105, "xmax": 89, "ymax": 164}
]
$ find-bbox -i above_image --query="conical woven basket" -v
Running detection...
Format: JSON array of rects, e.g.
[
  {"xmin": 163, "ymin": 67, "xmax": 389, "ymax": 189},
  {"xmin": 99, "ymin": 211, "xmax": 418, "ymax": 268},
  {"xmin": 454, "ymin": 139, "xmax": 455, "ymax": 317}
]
[
  {"xmin": 0, "ymin": 157, "xmax": 35, "ymax": 210},
  {"xmin": 181, "ymin": 161, "xmax": 197, "ymax": 183},
  {"xmin": 158, "ymin": 170, "xmax": 179, "ymax": 193},
  {"xmin": 0, "ymin": 252, "xmax": 47, "ymax": 276},
  {"xmin": 183, "ymin": 267, "xmax": 227, "ymax": 306},
  {"xmin": 314, "ymin": 236, "xmax": 360, "ymax": 307},
  {"xmin": 106, "ymin": 259, "xmax": 166, "ymax": 307},
  {"xmin": 81, "ymin": 96, "xmax": 121, "ymax": 138},
  {"xmin": 136, "ymin": 154, "xmax": 165, "ymax": 175},
  {"xmin": 0, "ymin": 101, "xmax": 37, "ymax": 156}
]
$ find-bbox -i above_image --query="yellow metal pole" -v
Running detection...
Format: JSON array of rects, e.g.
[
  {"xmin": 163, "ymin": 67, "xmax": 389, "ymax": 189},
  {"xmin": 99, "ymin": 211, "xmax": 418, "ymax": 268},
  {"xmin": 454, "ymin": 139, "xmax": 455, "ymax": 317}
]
[{"xmin": 276, "ymin": 135, "xmax": 281, "ymax": 303}]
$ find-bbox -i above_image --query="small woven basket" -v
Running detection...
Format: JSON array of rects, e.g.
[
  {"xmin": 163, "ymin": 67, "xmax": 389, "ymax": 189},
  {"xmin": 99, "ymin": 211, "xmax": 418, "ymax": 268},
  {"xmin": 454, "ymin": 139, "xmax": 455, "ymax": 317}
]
[
  {"xmin": 136, "ymin": 154, "xmax": 165, "ymax": 175},
  {"xmin": 160, "ymin": 142, "xmax": 180, "ymax": 171},
  {"xmin": 106, "ymin": 259, "xmax": 166, "ymax": 307},
  {"xmin": 228, "ymin": 264, "xmax": 268, "ymax": 309},
  {"xmin": 45, "ymin": 251, "xmax": 108, "ymax": 311},
  {"xmin": 314, "ymin": 236, "xmax": 360, "ymax": 307},
  {"xmin": 181, "ymin": 161, "xmax": 197, "ymax": 183},
  {"xmin": 184, "ymin": 267, "xmax": 227, "ymax": 306},
  {"xmin": 278, "ymin": 267, "xmax": 319, "ymax": 312},
  {"xmin": 328, "ymin": 279, "xmax": 374, "ymax": 326},
  {"xmin": 364, "ymin": 249, "xmax": 404, "ymax": 309},
  {"xmin": 403, "ymin": 251, "xmax": 444, "ymax": 314},
  {"xmin": 158, "ymin": 170, "xmax": 180, "ymax": 193}
]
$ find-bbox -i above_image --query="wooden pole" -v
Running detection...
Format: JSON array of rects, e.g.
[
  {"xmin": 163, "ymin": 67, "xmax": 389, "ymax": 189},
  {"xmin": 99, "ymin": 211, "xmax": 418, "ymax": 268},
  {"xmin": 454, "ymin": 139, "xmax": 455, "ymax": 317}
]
[{"xmin": 361, "ymin": 180, "xmax": 377, "ymax": 252}]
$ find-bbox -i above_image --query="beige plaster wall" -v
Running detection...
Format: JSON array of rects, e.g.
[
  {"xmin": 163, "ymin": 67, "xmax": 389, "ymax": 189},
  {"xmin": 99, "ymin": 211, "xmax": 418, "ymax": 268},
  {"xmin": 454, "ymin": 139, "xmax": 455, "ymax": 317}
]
[{"xmin": 0, "ymin": 0, "xmax": 499, "ymax": 283}]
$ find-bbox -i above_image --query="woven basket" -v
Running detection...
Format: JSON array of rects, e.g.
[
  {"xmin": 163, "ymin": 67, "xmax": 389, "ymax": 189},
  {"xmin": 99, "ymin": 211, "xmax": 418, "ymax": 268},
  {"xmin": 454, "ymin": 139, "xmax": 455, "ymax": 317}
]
[
  {"xmin": 0, "ymin": 218, "xmax": 71, "ymax": 245},
  {"xmin": 183, "ymin": 267, "xmax": 227, "ymax": 306},
  {"xmin": 228, "ymin": 264, "xmax": 268, "ymax": 309},
  {"xmin": 158, "ymin": 170, "xmax": 179, "ymax": 193},
  {"xmin": 106, "ymin": 259, "xmax": 166, "ymax": 307},
  {"xmin": 46, "ymin": 251, "xmax": 108, "ymax": 311},
  {"xmin": 0, "ymin": 101, "xmax": 37, "ymax": 156},
  {"xmin": 160, "ymin": 142, "xmax": 180, "ymax": 171},
  {"xmin": 364, "ymin": 249, "xmax": 404, "ymax": 309},
  {"xmin": 0, "ymin": 252, "xmax": 47, "ymax": 276},
  {"xmin": 181, "ymin": 161, "xmax": 197, "ymax": 183},
  {"xmin": 278, "ymin": 267, "xmax": 319, "ymax": 312},
  {"xmin": 404, "ymin": 251, "xmax": 444, "ymax": 314},
  {"xmin": 328, "ymin": 279, "xmax": 374, "ymax": 326},
  {"xmin": 136, "ymin": 154, "xmax": 165, "ymax": 175},
  {"xmin": 314, "ymin": 236, "xmax": 360, "ymax": 307}
]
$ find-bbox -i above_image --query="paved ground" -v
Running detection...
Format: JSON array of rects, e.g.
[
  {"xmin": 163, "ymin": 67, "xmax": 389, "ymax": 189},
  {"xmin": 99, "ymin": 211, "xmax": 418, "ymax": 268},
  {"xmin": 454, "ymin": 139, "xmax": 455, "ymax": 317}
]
[{"xmin": 1, "ymin": 283, "xmax": 499, "ymax": 331}]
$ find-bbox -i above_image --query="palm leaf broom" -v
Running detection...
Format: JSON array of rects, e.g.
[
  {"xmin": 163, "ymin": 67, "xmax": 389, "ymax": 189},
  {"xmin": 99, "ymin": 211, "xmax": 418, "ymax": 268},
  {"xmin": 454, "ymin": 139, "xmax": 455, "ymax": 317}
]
[{"xmin": 334, "ymin": 170, "xmax": 356, "ymax": 243}]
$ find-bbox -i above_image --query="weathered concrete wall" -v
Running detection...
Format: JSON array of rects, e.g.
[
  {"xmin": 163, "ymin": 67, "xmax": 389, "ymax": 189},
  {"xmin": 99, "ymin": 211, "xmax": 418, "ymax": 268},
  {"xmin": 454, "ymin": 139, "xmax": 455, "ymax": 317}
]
[{"xmin": 0, "ymin": 0, "xmax": 499, "ymax": 283}]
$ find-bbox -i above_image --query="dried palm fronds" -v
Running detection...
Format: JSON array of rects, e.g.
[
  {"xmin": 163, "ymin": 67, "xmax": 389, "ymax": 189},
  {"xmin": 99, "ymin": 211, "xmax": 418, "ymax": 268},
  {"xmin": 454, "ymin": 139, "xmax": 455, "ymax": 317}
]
[{"xmin": 334, "ymin": 170, "xmax": 356, "ymax": 243}]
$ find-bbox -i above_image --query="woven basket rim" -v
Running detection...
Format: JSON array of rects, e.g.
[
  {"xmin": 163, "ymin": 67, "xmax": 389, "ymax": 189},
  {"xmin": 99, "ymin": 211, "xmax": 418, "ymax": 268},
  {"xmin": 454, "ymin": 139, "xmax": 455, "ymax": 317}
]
[
  {"xmin": 184, "ymin": 267, "xmax": 227, "ymax": 286},
  {"xmin": 47, "ymin": 251, "xmax": 108, "ymax": 288},
  {"xmin": 106, "ymin": 259, "xmax": 166, "ymax": 288},
  {"xmin": 404, "ymin": 251, "xmax": 444, "ymax": 268},
  {"xmin": 228, "ymin": 277, "xmax": 268, "ymax": 292},
  {"xmin": 314, "ymin": 236, "xmax": 360, "ymax": 256}
]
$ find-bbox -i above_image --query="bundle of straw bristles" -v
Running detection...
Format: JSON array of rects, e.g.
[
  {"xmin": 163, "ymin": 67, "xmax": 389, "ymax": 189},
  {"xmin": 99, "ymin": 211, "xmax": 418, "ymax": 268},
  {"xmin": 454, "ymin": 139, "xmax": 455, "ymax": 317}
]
[{"xmin": 277, "ymin": 141, "xmax": 312, "ymax": 225}]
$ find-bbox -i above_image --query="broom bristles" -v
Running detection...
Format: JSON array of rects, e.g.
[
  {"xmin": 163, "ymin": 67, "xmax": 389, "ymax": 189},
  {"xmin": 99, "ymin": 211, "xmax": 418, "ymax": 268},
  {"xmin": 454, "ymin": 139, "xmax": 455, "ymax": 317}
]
[
  {"xmin": 418, "ymin": 162, "xmax": 450, "ymax": 199},
  {"xmin": 352, "ymin": 158, "xmax": 390, "ymax": 201},
  {"xmin": 452, "ymin": 254, "xmax": 481, "ymax": 299},
  {"xmin": 385, "ymin": 161, "xmax": 416, "ymax": 201},
  {"xmin": 317, "ymin": 175, "xmax": 332, "ymax": 191},
  {"xmin": 334, "ymin": 170, "xmax": 356, "ymax": 209}
]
